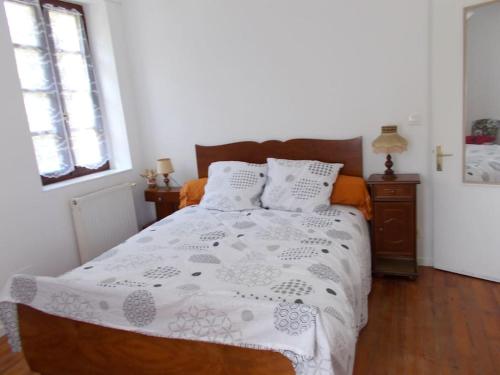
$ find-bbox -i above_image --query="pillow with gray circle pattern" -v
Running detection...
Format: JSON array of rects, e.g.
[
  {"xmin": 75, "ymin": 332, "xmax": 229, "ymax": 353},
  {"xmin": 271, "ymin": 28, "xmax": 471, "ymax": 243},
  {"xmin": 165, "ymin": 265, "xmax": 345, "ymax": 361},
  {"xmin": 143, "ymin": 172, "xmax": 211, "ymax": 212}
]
[
  {"xmin": 199, "ymin": 161, "xmax": 268, "ymax": 211},
  {"xmin": 261, "ymin": 158, "xmax": 344, "ymax": 212}
]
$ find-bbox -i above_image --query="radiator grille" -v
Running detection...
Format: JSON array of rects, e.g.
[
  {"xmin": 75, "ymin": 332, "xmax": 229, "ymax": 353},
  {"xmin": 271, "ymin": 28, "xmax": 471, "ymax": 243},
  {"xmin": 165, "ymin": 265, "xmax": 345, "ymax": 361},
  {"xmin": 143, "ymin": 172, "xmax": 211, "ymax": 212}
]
[{"xmin": 71, "ymin": 183, "xmax": 138, "ymax": 264}]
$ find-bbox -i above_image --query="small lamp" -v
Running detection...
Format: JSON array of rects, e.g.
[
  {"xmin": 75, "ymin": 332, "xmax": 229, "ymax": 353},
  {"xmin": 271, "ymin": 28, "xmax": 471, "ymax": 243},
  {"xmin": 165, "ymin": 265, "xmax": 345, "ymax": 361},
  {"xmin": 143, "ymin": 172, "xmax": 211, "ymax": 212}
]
[
  {"xmin": 157, "ymin": 158, "xmax": 174, "ymax": 189},
  {"xmin": 372, "ymin": 125, "xmax": 408, "ymax": 177}
]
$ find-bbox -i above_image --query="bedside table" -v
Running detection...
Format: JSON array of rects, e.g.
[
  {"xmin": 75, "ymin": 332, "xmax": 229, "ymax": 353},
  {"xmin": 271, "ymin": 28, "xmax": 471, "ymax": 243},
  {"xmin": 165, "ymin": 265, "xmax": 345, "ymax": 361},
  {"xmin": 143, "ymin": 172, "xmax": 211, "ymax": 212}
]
[
  {"xmin": 144, "ymin": 187, "xmax": 181, "ymax": 221},
  {"xmin": 367, "ymin": 174, "xmax": 420, "ymax": 279}
]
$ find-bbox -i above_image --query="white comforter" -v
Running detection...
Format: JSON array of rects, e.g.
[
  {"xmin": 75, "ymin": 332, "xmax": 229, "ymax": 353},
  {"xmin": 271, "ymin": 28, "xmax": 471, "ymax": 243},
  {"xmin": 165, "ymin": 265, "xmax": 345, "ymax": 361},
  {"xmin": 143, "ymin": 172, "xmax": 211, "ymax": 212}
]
[
  {"xmin": 465, "ymin": 144, "xmax": 500, "ymax": 183},
  {"xmin": 0, "ymin": 205, "xmax": 371, "ymax": 375}
]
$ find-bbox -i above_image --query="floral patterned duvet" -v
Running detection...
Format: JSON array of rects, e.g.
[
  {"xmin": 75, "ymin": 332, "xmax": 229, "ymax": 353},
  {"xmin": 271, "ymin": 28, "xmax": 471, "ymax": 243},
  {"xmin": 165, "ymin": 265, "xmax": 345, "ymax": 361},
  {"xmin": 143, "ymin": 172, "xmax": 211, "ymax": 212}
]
[{"xmin": 0, "ymin": 204, "xmax": 371, "ymax": 375}]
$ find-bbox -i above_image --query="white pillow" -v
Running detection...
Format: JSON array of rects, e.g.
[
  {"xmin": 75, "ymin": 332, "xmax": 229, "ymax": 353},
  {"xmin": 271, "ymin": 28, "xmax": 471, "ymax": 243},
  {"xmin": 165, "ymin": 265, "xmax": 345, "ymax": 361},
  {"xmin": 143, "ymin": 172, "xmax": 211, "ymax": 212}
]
[
  {"xmin": 261, "ymin": 158, "xmax": 343, "ymax": 212},
  {"xmin": 199, "ymin": 161, "xmax": 268, "ymax": 211}
]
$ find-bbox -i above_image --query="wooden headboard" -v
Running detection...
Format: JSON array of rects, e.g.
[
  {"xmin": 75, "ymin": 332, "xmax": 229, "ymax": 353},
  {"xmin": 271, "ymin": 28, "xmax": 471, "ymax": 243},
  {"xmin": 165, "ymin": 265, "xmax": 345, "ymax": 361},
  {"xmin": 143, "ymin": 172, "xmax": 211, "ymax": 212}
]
[{"xmin": 195, "ymin": 137, "xmax": 363, "ymax": 178}]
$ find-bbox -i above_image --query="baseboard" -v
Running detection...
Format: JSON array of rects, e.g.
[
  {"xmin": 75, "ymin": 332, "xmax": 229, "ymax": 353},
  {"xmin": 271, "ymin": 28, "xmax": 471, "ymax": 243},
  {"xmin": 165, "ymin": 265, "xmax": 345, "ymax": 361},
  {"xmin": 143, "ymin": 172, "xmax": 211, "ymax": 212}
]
[
  {"xmin": 418, "ymin": 257, "xmax": 433, "ymax": 267},
  {"xmin": 434, "ymin": 265, "xmax": 500, "ymax": 283}
]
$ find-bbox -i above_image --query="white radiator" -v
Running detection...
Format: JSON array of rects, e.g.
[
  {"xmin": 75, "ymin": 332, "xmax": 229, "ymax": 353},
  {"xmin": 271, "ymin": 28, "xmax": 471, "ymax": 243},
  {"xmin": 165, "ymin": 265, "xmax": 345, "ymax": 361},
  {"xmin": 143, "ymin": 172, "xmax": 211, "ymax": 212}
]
[{"xmin": 71, "ymin": 183, "xmax": 138, "ymax": 264}]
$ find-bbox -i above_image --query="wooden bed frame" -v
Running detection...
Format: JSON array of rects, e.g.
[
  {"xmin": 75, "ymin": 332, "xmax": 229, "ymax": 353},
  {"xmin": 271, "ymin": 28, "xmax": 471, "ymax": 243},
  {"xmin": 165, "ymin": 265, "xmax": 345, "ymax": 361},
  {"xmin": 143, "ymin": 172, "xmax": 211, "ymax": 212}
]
[{"xmin": 17, "ymin": 137, "xmax": 363, "ymax": 375}]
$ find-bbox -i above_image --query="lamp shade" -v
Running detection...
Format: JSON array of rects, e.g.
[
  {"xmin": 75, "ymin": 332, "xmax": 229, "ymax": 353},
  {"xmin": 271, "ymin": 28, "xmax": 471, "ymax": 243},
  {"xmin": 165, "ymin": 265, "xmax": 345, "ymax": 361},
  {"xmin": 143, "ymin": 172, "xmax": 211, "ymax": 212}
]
[
  {"xmin": 157, "ymin": 158, "xmax": 174, "ymax": 174},
  {"xmin": 372, "ymin": 125, "xmax": 408, "ymax": 154}
]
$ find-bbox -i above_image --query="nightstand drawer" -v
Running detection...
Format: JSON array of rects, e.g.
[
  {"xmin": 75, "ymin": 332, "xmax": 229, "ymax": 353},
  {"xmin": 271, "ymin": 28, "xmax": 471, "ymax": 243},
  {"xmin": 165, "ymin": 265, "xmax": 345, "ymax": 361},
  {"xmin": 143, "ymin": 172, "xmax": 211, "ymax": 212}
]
[
  {"xmin": 372, "ymin": 184, "xmax": 415, "ymax": 200},
  {"xmin": 145, "ymin": 190, "xmax": 180, "ymax": 203}
]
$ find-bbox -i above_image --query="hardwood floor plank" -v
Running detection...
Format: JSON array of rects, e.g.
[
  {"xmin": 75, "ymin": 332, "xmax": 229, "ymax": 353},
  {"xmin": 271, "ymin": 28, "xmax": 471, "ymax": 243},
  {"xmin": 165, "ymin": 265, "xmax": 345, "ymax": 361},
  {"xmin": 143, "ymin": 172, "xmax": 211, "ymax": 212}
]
[
  {"xmin": 414, "ymin": 280, "xmax": 436, "ymax": 374},
  {"xmin": 1, "ymin": 267, "xmax": 498, "ymax": 375},
  {"xmin": 0, "ymin": 337, "xmax": 32, "ymax": 375},
  {"xmin": 448, "ymin": 286, "xmax": 476, "ymax": 373},
  {"xmin": 462, "ymin": 277, "xmax": 499, "ymax": 375},
  {"xmin": 401, "ymin": 281, "xmax": 418, "ymax": 375}
]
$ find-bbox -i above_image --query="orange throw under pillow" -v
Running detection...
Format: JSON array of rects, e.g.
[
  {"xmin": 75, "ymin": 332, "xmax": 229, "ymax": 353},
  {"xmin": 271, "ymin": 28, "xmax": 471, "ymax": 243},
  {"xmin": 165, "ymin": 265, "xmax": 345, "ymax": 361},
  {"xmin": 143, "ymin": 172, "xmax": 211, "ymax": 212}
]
[
  {"xmin": 179, "ymin": 175, "xmax": 372, "ymax": 220},
  {"xmin": 330, "ymin": 175, "xmax": 372, "ymax": 220},
  {"xmin": 179, "ymin": 177, "xmax": 207, "ymax": 209}
]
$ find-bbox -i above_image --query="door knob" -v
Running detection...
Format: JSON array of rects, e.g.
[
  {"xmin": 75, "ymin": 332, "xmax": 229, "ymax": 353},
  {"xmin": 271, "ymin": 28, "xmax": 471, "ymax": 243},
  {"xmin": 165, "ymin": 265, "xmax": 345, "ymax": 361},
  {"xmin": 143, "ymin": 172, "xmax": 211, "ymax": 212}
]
[{"xmin": 436, "ymin": 145, "xmax": 453, "ymax": 171}]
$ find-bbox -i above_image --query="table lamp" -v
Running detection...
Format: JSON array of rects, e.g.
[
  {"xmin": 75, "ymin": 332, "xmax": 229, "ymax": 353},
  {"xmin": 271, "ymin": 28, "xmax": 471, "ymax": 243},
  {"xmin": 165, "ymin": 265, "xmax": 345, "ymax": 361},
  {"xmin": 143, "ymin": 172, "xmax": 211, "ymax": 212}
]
[
  {"xmin": 372, "ymin": 125, "xmax": 408, "ymax": 177},
  {"xmin": 157, "ymin": 158, "xmax": 174, "ymax": 189}
]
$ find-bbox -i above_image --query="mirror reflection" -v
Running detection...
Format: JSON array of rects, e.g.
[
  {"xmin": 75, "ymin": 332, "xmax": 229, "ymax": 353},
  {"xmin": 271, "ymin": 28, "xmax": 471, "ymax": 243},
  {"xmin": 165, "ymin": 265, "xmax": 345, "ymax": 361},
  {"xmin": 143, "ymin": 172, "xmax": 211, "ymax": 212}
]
[{"xmin": 464, "ymin": 1, "xmax": 500, "ymax": 183}]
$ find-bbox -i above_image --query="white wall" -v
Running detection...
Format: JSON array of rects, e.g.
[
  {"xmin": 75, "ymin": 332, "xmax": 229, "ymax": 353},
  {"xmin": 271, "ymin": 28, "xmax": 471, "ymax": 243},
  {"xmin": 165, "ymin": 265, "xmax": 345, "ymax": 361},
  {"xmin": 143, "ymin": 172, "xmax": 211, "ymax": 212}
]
[
  {"xmin": 465, "ymin": 2, "xmax": 500, "ymax": 137},
  {"xmin": 0, "ymin": 0, "xmax": 151, "ymax": 288},
  {"xmin": 121, "ymin": 0, "xmax": 433, "ymax": 265},
  {"xmin": 0, "ymin": 0, "xmax": 435, "ymax": 298}
]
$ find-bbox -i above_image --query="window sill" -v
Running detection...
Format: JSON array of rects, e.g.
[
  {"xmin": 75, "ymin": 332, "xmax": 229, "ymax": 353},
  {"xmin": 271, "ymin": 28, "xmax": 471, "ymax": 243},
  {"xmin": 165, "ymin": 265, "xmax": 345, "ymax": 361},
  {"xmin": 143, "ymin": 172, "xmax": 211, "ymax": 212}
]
[{"xmin": 42, "ymin": 167, "xmax": 133, "ymax": 192}]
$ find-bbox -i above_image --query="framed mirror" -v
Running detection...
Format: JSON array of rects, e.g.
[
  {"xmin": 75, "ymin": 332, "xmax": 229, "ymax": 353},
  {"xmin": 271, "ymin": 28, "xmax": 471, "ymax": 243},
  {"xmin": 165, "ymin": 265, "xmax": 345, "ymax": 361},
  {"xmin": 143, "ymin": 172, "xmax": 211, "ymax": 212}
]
[{"xmin": 464, "ymin": 0, "xmax": 500, "ymax": 183}]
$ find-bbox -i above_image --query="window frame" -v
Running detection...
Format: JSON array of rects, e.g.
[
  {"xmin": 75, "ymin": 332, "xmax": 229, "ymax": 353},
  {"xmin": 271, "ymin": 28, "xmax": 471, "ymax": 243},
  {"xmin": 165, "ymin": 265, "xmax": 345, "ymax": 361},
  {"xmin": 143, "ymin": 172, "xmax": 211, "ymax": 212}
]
[{"xmin": 6, "ymin": 0, "xmax": 110, "ymax": 185}]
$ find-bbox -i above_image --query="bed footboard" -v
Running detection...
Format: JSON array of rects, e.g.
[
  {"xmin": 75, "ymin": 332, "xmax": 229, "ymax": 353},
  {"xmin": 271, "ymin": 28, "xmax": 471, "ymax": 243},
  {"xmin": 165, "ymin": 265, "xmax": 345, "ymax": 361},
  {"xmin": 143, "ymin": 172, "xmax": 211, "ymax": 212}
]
[{"xmin": 17, "ymin": 304, "xmax": 294, "ymax": 375}]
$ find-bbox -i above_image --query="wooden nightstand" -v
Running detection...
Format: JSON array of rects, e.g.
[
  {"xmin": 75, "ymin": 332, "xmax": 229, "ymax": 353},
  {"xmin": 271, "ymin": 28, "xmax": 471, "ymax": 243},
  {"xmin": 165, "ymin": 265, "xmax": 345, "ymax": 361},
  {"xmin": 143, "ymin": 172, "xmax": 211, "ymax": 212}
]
[
  {"xmin": 367, "ymin": 174, "xmax": 420, "ymax": 279},
  {"xmin": 144, "ymin": 187, "xmax": 181, "ymax": 221}
]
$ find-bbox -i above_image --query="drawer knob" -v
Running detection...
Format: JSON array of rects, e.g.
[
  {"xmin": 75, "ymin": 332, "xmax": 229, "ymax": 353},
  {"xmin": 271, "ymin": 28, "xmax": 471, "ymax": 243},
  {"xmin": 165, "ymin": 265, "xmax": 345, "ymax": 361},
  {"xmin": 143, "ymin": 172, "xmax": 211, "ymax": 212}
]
[
  {"xmin": 158, "ymin": 197, "xmax": 163, "ymax": 202},
  {"xmin": 379, "ymin": 227, "xmax": 384, "ymax": 232}
]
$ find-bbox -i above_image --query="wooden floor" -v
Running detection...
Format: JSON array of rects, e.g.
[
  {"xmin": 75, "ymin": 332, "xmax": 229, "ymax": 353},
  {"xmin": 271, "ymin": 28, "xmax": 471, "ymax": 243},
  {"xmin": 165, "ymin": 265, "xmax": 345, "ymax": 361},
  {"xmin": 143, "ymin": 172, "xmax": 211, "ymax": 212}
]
[
  {"xmin": 0, "ymin": 267, "xmax": 498, "ymax": 375},
  {"xmin": 354, "ymin": 267, "xmax": 499, "ymax": 375},
  {"xmin": 0, "ymin": 336, "xmax": 32, "ymax": 375}
]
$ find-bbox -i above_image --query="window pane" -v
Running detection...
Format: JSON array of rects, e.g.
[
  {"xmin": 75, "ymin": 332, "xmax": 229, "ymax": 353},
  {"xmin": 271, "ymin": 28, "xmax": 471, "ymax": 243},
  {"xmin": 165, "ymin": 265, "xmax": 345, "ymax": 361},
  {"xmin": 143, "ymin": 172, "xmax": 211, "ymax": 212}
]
[
  {"xmin": 4, "ymin": 1, "xmax": 42, "ymax": 47},
  {"xmin": 71, "ymin": 129, "xmax": 106, "ymax": 168},
  {"xmin": 32, "ymin": 134, "xmax": 72, "ymax": 176},
  {"xmin": 5, "ymin": 0, "xmax": 110, "ymax": 183},
  {"xmin": 14, "ymin": 48, "xmax": 51, "ymax": 91},
  {"xmin": 47, "ymin": 10, "xmax": 82, "ymax": 52},
  {"xmin": 23, "ymin": 92, "xmax": 60, "ymax": 133},
  {"xmin": 56, "ymin": 52, "xmax": 91, "ymax": 91},
  {"xmin": 64, "ymin": 92, "xmax": 97, "ymax": 130}
]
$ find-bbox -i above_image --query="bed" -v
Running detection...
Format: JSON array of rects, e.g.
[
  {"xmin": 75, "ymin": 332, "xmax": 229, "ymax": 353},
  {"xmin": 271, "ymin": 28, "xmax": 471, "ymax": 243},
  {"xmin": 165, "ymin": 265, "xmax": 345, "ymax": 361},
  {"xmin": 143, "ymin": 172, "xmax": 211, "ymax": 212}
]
[
  {"xmin": 0, "ymin": 137, "xmax": 370, "ymax": 375},
  {"xmin": 465, "ymin": 144, "xmax": 500, "ymax": 183}
]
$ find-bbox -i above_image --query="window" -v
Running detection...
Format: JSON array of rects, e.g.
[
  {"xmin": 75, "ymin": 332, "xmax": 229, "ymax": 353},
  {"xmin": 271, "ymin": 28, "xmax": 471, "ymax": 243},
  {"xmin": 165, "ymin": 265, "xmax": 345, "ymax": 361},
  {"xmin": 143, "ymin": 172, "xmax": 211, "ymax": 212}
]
[{"xmin": 4, "ymin": 0, "xmax": 109, "ymax": 185}]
